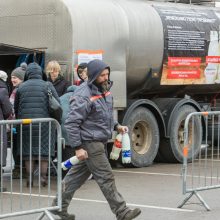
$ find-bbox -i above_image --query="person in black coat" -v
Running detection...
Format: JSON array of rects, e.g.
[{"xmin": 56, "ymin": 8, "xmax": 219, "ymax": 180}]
[
  {"xmin": 14, "ymin": 62, "xmax": 60, "ymax": 187},
  {"xmin": 46, "ymin": 60, "xmax": 71, "ymax": 96},
  {"xmin": 0, "ymin": 70, "xmax": 12, "ymax": 191},
  {"xmin": 0, "ymin": 70, "xmax": 12, "ymax": 170}
]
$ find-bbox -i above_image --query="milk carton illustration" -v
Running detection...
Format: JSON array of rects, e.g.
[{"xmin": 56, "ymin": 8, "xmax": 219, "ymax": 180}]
[{"xmin": 205, "ymin": 31, "xmax": 219, "ymax": 84}]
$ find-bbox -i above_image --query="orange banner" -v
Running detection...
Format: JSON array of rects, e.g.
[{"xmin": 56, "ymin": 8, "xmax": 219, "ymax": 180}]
[
  {"xmin": 168, "ymin": 57, "xmax": 201, "ymax": 66},
  {"xmin": 167, "ymin": 69, "xmax": 200, "ymax": 79}
]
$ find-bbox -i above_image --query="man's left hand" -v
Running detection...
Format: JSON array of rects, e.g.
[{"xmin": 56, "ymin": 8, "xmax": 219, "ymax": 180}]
[{"xmin": 117, "ymin": 125, "xmax": 129, "ymax": 134}]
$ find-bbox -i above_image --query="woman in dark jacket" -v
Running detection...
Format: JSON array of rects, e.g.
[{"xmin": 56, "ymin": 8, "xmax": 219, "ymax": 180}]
[
  {"xmin": 0, "ymin": 71, "xmax": 12, "ymax": 170},
  {"xmin": 46, "ymin": 60, "xmax": 71, "ymax": 96},
  {"xmin": 14, "ymin": 62, "xmax": 60, "ymax": 187}
]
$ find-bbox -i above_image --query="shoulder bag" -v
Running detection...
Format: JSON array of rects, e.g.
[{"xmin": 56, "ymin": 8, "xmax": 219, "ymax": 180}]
[{"xmin": 47, "ymin": 82, "xmax": 62, "ymax": 122}]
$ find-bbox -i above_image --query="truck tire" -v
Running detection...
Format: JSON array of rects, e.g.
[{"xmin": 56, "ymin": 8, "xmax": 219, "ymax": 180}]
[
  {"xmin": 123, "ymin": 107, "xmax": 159, "ymax": 167},
  {"xmin": 159, "ymin": 105, "xmax": 202, "ymax": 163}
]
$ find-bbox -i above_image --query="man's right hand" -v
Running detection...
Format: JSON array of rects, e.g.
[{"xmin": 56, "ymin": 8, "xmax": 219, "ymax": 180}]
[{"xmin": 75, "ymin": 148, "xmax": 88, "ymax": 161}]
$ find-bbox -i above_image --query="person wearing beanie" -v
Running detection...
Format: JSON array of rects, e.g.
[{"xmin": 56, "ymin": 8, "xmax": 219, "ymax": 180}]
[
  {"xmin": 46, "ymin": 60, "xmax": 71, "ymax": 96},
  {"xmin": 9, "ymin": 63, "xmax": 27, "ymax": 179},
  {"xmin": 10, "ymin": 63, "xmax": 27, "ymax": 117},
  {"xmin": 11, "ymin": 62, "xmax": 27, "ymax": 81},
  {"xmin": 14, "ymin": 62, "xmax": 60, "ymax": 187},
  {"xmin": 51, "ymin": 59, "xmax": 141, "ymax": 220}
]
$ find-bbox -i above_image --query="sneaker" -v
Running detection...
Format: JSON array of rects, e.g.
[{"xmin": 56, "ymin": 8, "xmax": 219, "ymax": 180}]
[
  {"xmin": 123, "ymin": 208, "xmax": 141, "ymax": 220},
  {"xmin": 50, "ymin": 210, "xmax": 75, "ymax": 220}
]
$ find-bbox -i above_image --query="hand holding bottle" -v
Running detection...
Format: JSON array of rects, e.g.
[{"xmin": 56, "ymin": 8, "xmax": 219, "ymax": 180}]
[{"xmin": 75, "ymin": 148, "xmax": 88, "ymax": 161}]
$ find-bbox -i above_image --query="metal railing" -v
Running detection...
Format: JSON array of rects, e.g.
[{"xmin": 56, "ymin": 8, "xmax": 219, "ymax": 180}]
[
  {"xmin": 178, "ymin": 111, "xmax": 220, "ymax": 211},
  {"xmin": 0, "ymin": 118, "xmax": 62, "ymax": 219}
]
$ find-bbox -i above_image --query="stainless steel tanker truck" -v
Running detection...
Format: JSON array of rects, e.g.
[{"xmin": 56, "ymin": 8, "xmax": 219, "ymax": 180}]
[{"xmin": 0, "ymin": 0, "xmax": 219, "ymax": 167}]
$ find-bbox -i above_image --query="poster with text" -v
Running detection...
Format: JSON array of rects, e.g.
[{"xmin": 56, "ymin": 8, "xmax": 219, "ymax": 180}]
[
  {"xmin": 73, "ymin": 50, "xmax": 104, "ymax": 84},
  {"xmin": 154, "ymin": 6, "xmax": 220, "ymax": 85},
  {"xmin": 76, "ymin": 50, "xmax": 103, "ymax": 65}
]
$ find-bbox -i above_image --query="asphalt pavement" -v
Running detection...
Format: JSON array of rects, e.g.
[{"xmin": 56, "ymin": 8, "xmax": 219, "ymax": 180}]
[{"xmin": 1, "ymin": 162, "xmax": 220, "ymax": 220}]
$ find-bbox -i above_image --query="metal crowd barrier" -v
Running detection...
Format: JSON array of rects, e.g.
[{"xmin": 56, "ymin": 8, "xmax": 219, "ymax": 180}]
[
  {"xmin": 0, "ymin": 118, "xmax": 62, "ymax": 219},
  {"xmin": 178, "ymin": 111, "xmax": 220, "ymax": 211}
]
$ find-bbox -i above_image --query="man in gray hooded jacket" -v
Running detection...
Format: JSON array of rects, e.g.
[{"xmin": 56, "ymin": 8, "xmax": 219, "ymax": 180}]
[{"xmin": 52, "ymin": 59, "xmax": 141, "ymax": 220}]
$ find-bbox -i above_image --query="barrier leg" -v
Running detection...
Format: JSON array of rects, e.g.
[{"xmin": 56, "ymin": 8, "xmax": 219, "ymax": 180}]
[
  {"xmin": 44, "ymin": 210, "xmax": 55, "ymax": 220},
  {"xmin": 37, "ymin": 210, "xmax": 56, "ymax": 220},
  {"xmin": 178, "ymin": 191, "xmax": 210, "ymax": 211},
  {"xmin": 194, "ymin": 191, "xmax": 210, "ymax": 211},
  {"xmin": 37, "ymin": 213, "xmax": 45, "ymax": 220},
  {"xmin": 178, "ymin": 192, "xmax": 194, "ymax": 208}
]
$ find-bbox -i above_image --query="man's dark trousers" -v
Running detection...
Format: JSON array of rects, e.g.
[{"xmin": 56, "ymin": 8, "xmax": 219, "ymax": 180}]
[{"xmin": 55, "ymin": 141, "xmax": 130, "ymax": 220}]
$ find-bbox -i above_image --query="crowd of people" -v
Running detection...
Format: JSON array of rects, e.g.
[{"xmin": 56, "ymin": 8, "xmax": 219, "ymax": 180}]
[
  {"xmin": 0, "ymin": 61, "xmax": 72, "ymax": 187},
  {"xmin": 0, "ymin": 59, "xmax": 141, "ymax": 220}
]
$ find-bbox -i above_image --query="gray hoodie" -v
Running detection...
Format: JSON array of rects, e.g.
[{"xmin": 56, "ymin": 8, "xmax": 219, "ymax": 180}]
[{"xmin": 65, "ymin": 59, "xmax": 116, "ymax": 148}]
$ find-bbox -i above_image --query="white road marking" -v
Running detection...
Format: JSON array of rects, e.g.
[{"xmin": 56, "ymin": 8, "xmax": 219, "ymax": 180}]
[
  {"xmin": 113, "ymin": 169, "xmax": 220, "ymax": 179},
  {"xmin": 3, "ymin": 192, "xmax": 194, "ymax": 213},
  {"xmin": 113, "ymin": 170, "xmax": 181, "ymax": 177}
]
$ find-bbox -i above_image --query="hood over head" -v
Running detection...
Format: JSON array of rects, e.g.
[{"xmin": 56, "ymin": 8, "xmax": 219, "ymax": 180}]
[
  {"xmin": 0, "ymin": 70, "xmax": 8, "ymax": 82},
  {"xmin": 87, "ymin": 59, "xmax": 110, "ymax": 84},
  {"xmin": 25, "ymin": 62, "xmax": 43, "ymax": 80}
]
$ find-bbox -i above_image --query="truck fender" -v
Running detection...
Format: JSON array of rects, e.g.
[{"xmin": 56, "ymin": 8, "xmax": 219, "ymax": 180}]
[
  {"xmin": 122, "ymin": 99, "xmax": 166, "ymax": 138},
  {"xmin": 167, "ymin": 99, "xmax": 202, "ymax": 137},
  {"xmin": 120, "ymin": 99, "xmax": 165, "ymax": 167},
  {"xmin": 153, "ymin": 98, "xmax": 202, "ymax": 138},
  {"xmin": 153, "ymin": 98, "xmax": 203, "ymax": 163}
]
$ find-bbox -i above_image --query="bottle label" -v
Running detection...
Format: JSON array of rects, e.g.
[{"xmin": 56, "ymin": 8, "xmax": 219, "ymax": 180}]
[
  {"xmin": 63, "ymin": 160, "xmax": 72, "ymax": 169},
  {"xmin": 114, "ymin": 139, "xmax": 122, "ymax": 148},
  {"xmin": 122, "ymin": 150, "xmax": 131, "ymax": 158}
]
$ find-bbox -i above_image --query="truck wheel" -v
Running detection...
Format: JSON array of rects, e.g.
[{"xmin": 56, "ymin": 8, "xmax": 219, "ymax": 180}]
[
  {"xmin": 159, "ymin": 105, "xmax": 202, "ymax": 163},
  {"xmin": 123, "ymin": 107, "xmax": 159, "ymax": 167}
]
